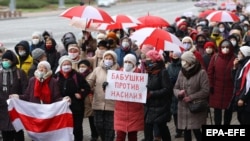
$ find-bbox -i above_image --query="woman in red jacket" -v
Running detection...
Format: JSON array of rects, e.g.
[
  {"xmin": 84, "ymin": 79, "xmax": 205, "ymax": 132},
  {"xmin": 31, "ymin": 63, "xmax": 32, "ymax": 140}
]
[{"xmin": 114, "ymin": 53, "xmax": 144, "ymax": 141}]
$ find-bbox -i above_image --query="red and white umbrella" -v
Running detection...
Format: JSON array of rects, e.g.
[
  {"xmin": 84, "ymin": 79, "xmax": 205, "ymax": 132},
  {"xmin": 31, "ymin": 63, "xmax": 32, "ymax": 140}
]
[
  {"xmin": 206, "ymin": 10, "xmax": 240, "ymax": 22},
  {"xmin": 69, "ymin": 17, "xmax": 101, "ymax": 31},
  {"xmin": 98, "ymin": 14, "xmax": 141, "ymax": 30},
  {"xmin": 60, "ymin": 5, "xmax": 114, "ymax": 23},
  {"xmin": 135, "ymin": 14, "xmax": 170, "ymax": 29},
  {"xmin": 129, "ymin": 27, "xmax": 184, "ymax": 52}
]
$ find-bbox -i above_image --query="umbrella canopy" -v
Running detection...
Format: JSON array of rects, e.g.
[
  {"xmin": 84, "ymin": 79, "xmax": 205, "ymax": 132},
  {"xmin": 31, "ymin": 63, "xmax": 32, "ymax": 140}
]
[
  {"xmin": 129, "ymin": 27, "xmax": 184, "ymax": 52},
  {"xmin": 60, "ymin": 5, "xmax": 114, "ymax": 23},
  {"xmin": 136, "ymin": 14, "xmax": 170, "ymax": 29},
  {"xmin": 198, "ymin": 9, "xmax": 216, "ymax": 18},
  {"xmin": 98, "ymin": 14, "xmax": 141, "ymax": 30},
  {"xmin": 69, "ymin": 17, "xmax": 101, "ymax": 31},
  {"xmin": 206, "ymin": 10, "xmax": 240, "ymax": 22}
]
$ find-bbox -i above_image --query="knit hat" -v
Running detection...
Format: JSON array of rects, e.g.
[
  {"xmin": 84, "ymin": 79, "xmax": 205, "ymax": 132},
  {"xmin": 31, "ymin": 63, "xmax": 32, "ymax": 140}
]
[
  {"xmin": 124, "ymin": 54, "xmax": 137, "ymax": 67},
  {"xmin": 146, "ymin": 50, "xmax": 163, "ymax": 62},
  {"xmin": 32, "ymin": 31, "xmax": 42, "ymax": 41},
  {"xmin": 78, "ymin": 59, "xmax": 91, "ymax": 68},
  {"xmin": 103, "ymin": 50, "xmax": 117, "ymax": 62},
  {"xmin": 239, "ymin": 46, "xmax": 250, "ymax": 57},
  {"xmin": 38, "ymin": 61, "xmax": 51, "ymax": 71},
  {"xmin": 212, "ymin": 27, "xmax": 220, "ymax": 34},
  {"xmin": 97, "ymin": 33, "xmax": 106, "ymax": 40},
  {"xmin": 32, "ymin": 48, "xmax": 45, "ymax": 60},
  {"xmin": 176, "ymin": 19, "xmax": 187, "ymax": 29},
  {"xmin": 172, "ymin": 51, "xmax": 182, "ymax": 58},
  {"xmin": 67, "ymin": 41, "xmax": 79, "ymax": 51},
  {"xmin": 2, "ymin": 50, "xmax": 14, "ymax": 61},
  {"xmin": 98, "ymin": 40, "xmax": 109, "ymax": 49},
  {"xmin": 182, "ymin": 36, "xmax": 194, "ymax": 46},
  {"xmin": 204, "ymin": 41, "xmax": 216, "ymax": 49},
  {"xmin": 141, "ymin": 44, "xmax": 155, "ymax": 55},
  {"xmin": 106, "ymin": 32, "xmax": 117, "ymax": 40},
  {"xmin": 58, "ymin": 55, "xmax": 72, "ymax": 67},
  {"xmin": 181, "ymin": 51, "xmax": 196, "ymax": 64}
]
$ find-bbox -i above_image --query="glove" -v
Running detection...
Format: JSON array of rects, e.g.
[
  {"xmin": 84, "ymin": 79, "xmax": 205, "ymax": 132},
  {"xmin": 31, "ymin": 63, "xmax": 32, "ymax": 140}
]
[
  {"xmin": 210, "ymin": 87, "xmax": 214, "ymax": 94},
  {"xmin": 63, "ymin": 96, "xmax": 71, "ymax": 104},
  {"xmin": 9, "ymin": 94, "xmax": 19, "ymax": 99},
  {"xmin": 102, "ymin": 82, "xmax": 109, "ymax": 91}
]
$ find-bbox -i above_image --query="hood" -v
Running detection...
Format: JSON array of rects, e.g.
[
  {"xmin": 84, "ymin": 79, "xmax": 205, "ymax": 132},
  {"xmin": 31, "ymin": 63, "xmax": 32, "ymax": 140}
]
[{"xmin": 14, "ymin": 40, "xmax": 30, "ymax": 55}]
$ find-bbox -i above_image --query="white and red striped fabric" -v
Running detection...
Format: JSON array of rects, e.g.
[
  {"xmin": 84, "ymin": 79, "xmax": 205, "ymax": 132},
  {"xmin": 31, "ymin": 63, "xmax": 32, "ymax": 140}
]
[
  {"xmin": 206, "ymin": 10, "xmax": 240, "ymax": 22},
  {"xmin": 8, "ymin": 99, "xmax": 73, "ymax": 141}
]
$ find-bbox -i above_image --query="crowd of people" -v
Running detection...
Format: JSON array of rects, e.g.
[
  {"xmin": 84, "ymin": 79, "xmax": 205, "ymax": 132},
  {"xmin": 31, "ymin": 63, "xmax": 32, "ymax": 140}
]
[{"xmin": 1, "ymin": 2, "xmax": 250, "ymax": 141}]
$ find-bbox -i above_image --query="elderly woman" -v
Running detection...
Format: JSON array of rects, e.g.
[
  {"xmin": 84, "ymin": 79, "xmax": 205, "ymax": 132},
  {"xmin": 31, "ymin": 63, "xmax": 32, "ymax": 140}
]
[
  {"xmin": 143, "ymin": 50, "xmax": 173, "ymax": 141},
  {"xmin": 86, "ymin": 50, "xmax": 119, "ymax": 141},
  {"xmin": 174, "ymin": 51, "xmax": 209, "ymax": 141},
  {"xmin": 55, "ymin": 55, "xmax": 91, "ymax": 141},
  {"xmin": 0, "ymin": 50, "xmax": 28, "ymax": 141}
]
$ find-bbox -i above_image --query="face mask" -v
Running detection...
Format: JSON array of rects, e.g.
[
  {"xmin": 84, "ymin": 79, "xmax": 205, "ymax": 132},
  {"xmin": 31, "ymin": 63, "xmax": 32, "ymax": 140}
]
[
  {"xmin": 68, "ymin": 52, "xmax": 78, "ymax": 59},
  {"xmin": 230, "ymin": 40, "xmax": 236, "ymax": 46},
  {"xmin": 37, "ymin": 70, "xmax": 45, "ymax": 78},
  {"xmin": 219, "ymin": 28, "xmax": 225, "ymax": 32},
  {"xmin": 46, "ymin": 45, "xmax": 53, "ymax": 49},
  {"xmin": 122, "ymin": 41, "xmax": 130, "ymax": 48},
  {"xmin": 244, "ymin": 26, "xmax": 248, "ymax": 32},
  {"xmin": 2, "ymin": 61, "xmax": 11, "ymax": 69},
  {"xmin": 32, "ymin": 39, "xmax": 39, "ymax": 45},
  {"xmin": 61, "ymin": 65, "xmax": 72, "ymax": 73},
  {"xmin": 123, "ymin": 63, "xmax": 134, "ymax": 72},
  {"xmin": 183, "ymin": 43, "xmax": 191, "ymax": 50},
  {"xmin": 237, "ymin": 54, "xmax": 244, "ymax": 60},
  {"xmin": 222, "ymin": 48, "xmax": 230, "ymax": 54},
  {"xmin": 181, "ymin": 60, "xmax": 189, "ymax": 69},
  {"xmin": 19, "ymin": 51, "xmax": 26, "ymax": 56},
  {"xmin": 205, "ymin": 48, "xmax": 213, "ymax": 54},
  {"xmin": 213, "ymin": 34, "xmax": 219, "ymax": 37},
  {"xmin": 79, "ymin": 67, "xmax": 87, "ymax": 73},
  {"xmin": 104, "ymin": 60, "xmax": 113, "ymax": 67}
]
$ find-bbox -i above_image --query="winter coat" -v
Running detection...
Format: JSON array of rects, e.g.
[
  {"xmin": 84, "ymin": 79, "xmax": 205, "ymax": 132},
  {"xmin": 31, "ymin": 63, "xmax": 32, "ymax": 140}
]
[
  {"xmin": 27, "ymin": 60, "xmax": 38, "ymax": 80},
  {"xmin": 56, "ymin": 70, "xmax": 90, "ymax": 113},
  {"xmin": 30, "ymin": 41, "xmax": 45, "ymax": 52},
  {"xmin": 19, "ymin": 77, "xmax": 62, "ymax": 103},
  {"xmin": 144, "ymin": 69, "xmax": 173, "ymax": 124},
  {"xmin": 202, "ymin": 53, "xmax": 213, "ymax": 71},
  {"xmin": 207, "ymin": 39, "xmax": 235, "ymax": 109},
  {"xmin": 174, "ymin": 67, "xmax": 209, "ymax": 130},
  {"xmin": 0, "ymin": 51, "xmax": 28, "ymax": 131},
  {"xmin": 114, "ymin": 68, "xmax": 144, "ymax": 132},
  {"xmin": 86, "ymin": 61, "xmax": 119, "ymax": 111},
  {"xmin": 167, "ymin": 60, "xmax": 182, "ymax": 115}
]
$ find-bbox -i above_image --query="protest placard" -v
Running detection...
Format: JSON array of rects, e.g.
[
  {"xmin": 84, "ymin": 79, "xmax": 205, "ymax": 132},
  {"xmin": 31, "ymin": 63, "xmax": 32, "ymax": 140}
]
[{"xmin": 105, "ymin": 70, "xmax": 148, "ymax": 103}]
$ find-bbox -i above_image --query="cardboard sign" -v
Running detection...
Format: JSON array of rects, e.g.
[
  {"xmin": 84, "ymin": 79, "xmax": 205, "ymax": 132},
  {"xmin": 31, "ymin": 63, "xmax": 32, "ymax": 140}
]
[{"xmin": 105, "ymin": 70, "xmax": 148, "ymax": 103}]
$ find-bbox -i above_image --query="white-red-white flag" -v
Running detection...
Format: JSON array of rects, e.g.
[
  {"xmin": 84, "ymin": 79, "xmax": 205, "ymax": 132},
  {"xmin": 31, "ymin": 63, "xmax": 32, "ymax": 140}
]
[{"xmin": 8, "ymin": 98, "xmax": 74, "ymax": 141}]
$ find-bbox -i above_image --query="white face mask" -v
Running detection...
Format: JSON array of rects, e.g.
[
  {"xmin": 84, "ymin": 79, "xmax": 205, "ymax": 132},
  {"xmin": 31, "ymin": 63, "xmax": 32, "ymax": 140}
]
[
  {"xmin": 104, "ymin": 60, "xmax": 113, "ymax": 67},
  {"xmin": 37, "ymin": 70, "xmax": 45, "ymax": 78},
  {"xmin": 230, "ymin": 40, "xmax": 236, "ymax": 46},
  {"xmin": 219, "ymin": 28, "xmax": 225, "ymax": 32},
  {"xmin": 32, "ymin": 39, "xmax": 39, "ymax": 45},
  {"xmin": 68, "ymin": 52, "xmax": 79, "ymax": 59},
  {"xmin": 19, "ymin": 51, "xmax": 26, "ymax": 56},
  {"xmin": 205, "ymin": 48, "xmax": 213, "ymax": 54},
  {"xmin": 79, "ymin": 67, "xmax": 87, "ymax": 73},
  {"xmin": 123, "ymin": 63, "xmax": 134, "ymax": 72},
  {"xmin": 181, "ymin": 60, "xmax": 189, "ymax": 69},
  {"xmin": 183, "ymin": 43, "xmax": 191, "ymax": 50},
  {"xmin": 221, "ymin": 48, "xmax": 230, "ymax": 54},
  {"xmin": 122, "ymin": 42, "xmax": 130, "ymax": 48},
  {"xmin": 61, "ymin": 65, "xmax": 72, "ymax": 72}
]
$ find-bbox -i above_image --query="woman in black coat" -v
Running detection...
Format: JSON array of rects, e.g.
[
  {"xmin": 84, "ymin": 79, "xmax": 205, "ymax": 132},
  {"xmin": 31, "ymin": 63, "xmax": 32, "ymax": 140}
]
[{"xmin": 144, "ymin": 50, "xmax": 173, "ymax": 141}]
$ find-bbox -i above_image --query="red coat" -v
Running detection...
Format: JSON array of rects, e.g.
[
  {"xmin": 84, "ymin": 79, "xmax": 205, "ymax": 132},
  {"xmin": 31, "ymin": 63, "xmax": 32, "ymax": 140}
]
[
  {"xmin": 207, "ymin": 47, "xmax": 235, "ymax": 109},
  {"xmin": 114, "ymin": 67, "xmax": 144, "ymax": 132}
]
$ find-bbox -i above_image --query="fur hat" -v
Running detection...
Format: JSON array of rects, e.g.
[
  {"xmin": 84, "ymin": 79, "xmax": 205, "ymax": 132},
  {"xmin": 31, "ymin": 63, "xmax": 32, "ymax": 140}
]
[
  {"xmin": 97, "ymin": 33, "xmax": 106, "ymax": 40},
  {"xmin": 204, "ymin": 41, "xmax": 216, "ymax": 49},
  {"xmin": 58, "ymin": 55, "xmax": 72, "ymax": 67},
  {"xmin": 106, "ymin": 32, "xmax": 117, "ymax": 40},
  {"xmin": 240, "ymin": 46, "xmax": 250, "ymax": 57},
  {"xmin": 31, "ymin": 48, "xmax": 45, "ymax": 60},
  {"xmin": 146, "ymin": 50, "xmax": 163, "ymax": 62},
  {"xmin": 38, "ymin": 61, "xmax": 51, "ymax": 71},
  {"xmin": 124, "ymin": 54, "xmax": 137, "ymax": 67},
  {"xmin": 103, "ymin": 50, "xmax": 117, "ymax": 62},
  {"xmin": 181, "ymin": 51, "xmax": 196, "ymax": 64},
  {"xmin": 98, "ymin": 40, "xmax": 109, "ymax": 49}
]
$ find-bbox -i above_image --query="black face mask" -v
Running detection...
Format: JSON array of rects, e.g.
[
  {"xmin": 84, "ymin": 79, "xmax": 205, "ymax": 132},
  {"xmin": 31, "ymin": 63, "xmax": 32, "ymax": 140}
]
[
  {"xmin": 172, "ymin": 58, "xmax": 180, "ymax": 63},
  {"xmin": 145, "ymin": 60, "xmax": 156, "ymax": 71}
]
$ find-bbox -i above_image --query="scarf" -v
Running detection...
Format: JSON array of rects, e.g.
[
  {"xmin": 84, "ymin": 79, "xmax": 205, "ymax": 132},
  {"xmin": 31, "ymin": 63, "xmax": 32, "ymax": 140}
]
[
  {"xmin": 34, "ymin": 71, "xmax": 52, "ymax": 104},
  {"xmin": 2, "ymin": 67, "xmax": 15, "ymax": 92},
  {"xmin": 181, "ymin": 63, "xmax": 201, "ymax": 79}
]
